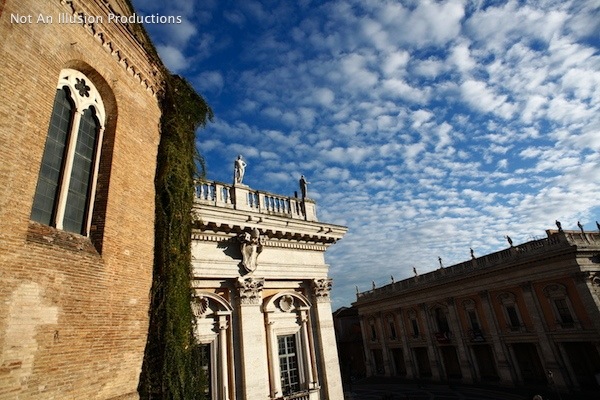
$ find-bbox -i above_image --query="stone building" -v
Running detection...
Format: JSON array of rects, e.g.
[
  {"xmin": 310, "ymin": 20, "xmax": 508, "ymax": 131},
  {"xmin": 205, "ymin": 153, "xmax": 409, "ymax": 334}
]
[
  {"xmin": 191, "ymin": 178, "xmax": 347, "ymax": 400},
  {"xmin": 353, "ymin": 228, "xmax": 600, "ymax": 393},
  {"xmin": 332, "ymin": 306, "xmax": 366, "ymax": 386},
  {"xmin": 0, "ymin": 0, "xmax": 164, "ymax": 398}
]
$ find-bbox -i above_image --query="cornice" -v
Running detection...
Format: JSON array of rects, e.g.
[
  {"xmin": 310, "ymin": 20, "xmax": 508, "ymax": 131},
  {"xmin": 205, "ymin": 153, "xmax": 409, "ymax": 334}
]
[
  {"xmin": 191, "ymin": 231, "xmax": 331, "ymax": 251},
  {"xmin": 192, "ymin": 203, "xmax": 347, "ymax": 246},
  {"xmin": 59, "ymin": 0, "xmax": 163, "ymax": 96}
]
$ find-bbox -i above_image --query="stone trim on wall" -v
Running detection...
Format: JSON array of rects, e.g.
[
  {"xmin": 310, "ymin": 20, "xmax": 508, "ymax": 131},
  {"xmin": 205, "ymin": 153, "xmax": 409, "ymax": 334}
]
[{"xmin": 59, "ymin": 0, "xmax": 162, "ymax": 96}]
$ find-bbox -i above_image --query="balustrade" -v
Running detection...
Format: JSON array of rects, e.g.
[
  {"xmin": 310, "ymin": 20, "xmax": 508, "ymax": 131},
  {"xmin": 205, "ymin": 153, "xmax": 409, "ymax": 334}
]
[{"xmin": 193, "ymin": 180, "xmax": 310, "ymax": 220}]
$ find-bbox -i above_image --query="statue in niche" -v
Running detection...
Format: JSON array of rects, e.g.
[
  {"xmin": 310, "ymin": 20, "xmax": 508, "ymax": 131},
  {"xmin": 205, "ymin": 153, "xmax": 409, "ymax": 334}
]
[
  {"xmin": 234, "ymin": 155, "xmax": 247, "ymax": 185},
  {"xmin": 299, "ymin": 175, "xmax": 310, "ymax": 199},
  {"xmin": 238, "ymin": 227, "xmax": 264, "ymax": 273}
]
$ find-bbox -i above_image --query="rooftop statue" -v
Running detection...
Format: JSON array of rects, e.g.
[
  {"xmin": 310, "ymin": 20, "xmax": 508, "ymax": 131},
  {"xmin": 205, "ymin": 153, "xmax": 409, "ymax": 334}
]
[
  {"xmin": 299, "ymin": 175, "xmax": 310, "ymax": 199},
  {"xmin": 234, "ymin": 155, "xmax": 247, "ymax": 185}
]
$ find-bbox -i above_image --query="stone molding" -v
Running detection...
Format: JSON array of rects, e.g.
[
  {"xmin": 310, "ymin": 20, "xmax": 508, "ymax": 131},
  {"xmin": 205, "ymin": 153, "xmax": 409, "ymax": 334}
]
[
  {"xmin": 312, "ymin": 278, "xmax": 332, "ymax": 303},
  {"xmin": 59, "ymin": 0, "xmax": 162, "ymax": 96},
  {"xmin": 191, "ymin": 232, "xmax": 330, "ymax": 251},
  {"xmin": 237, "ymin": 276, "xmax": 264, "ymax": 305}
]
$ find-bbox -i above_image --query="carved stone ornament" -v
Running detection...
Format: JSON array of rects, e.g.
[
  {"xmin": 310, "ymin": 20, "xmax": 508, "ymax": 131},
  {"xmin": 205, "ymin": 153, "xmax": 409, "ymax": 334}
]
[
  {"xmin": 238, "ymin": 228, "xmax": 265, "ymax": 273},
  {"xmin": 237, "ymin": 276, "xmax": 264, "ymax": 305},
  {"xmin": 592, "ymin": 273, "xmax": 600, "ymax": 287},
  {"xmin": 279, "ymin": 295, "xmax": 295, "ymax": 312},
  {"xmin": 191, "ymin": 296, "xmax": 209, "ymax": 318},
  {"xmin": 312, "ymin": 278, "xmax": 332, "ymax": 303}
]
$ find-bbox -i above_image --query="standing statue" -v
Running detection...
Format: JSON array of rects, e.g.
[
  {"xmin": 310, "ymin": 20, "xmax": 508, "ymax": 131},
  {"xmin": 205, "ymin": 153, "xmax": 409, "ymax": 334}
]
[
  {"xmin": 238, "ymin": 228, "xmax": 264, "ymax": 273},
  {"xmin": 596, "ymin": 221, "xmax": 600, "ymax": 232},
  {"xmin": 506, "ymin": 235, "xmax": 513, "ymax": 247},
  {"xmin": 234, "ymin": 155, "xmax": 247, "ymax": 184},
  {"xmin": 299, "ymin": 175, "xmax": 309, "ymax": 199},
  {"xmin": 577, "ymin": 221, "xmax": 584, "ymax": 234},
  {"xmin": 438, "ymin": 256, "xmax": 444, "ymax": 269},
  {"xmin": 470, "ymin": 248, "xmax": 475, "ymax": 259},
  {"xmin": 555, "ymin": 220, "xmax": 563, "ymax": 232}
]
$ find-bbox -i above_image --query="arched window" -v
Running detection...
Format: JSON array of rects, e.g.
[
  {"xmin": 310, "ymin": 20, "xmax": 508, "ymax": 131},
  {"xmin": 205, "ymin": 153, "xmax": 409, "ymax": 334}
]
[{"xmin": 31, "ymin": 69, "xmax": 105, "ymax": 236}]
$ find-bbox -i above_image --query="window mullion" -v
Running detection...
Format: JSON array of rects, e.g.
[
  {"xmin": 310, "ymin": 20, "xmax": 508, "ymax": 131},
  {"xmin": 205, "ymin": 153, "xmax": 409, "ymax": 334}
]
[
  {"xmin": 55, "ymin": 108, "xmax": 83, "ymax": 230},
  {"xmin": 83, "ymin": 125, "xmax": 105, "ymax": 236}
]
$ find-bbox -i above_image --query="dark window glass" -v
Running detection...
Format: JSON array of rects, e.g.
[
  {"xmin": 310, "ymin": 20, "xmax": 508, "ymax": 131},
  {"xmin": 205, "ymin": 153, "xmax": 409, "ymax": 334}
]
[
  {"xmin": 554, "ymin": 299, "xmax": 574, "ymax": 324},
  {"xmin": 506, "ymin": 305, "xmax": 520, "ymax": 327},
  {"xmin": 435, "ymin": 308, "xmax": 450, "ymax": 333},
  {"xmin": 411, "ymin": 319, "xmax": 419, "ymax": 336},
  {"xmin": 468, "ymin": 310, "xmax": 480, "ymax": 331},
  {"xmin": 370, "ymin": 324, "xmax": 377, "ymax": 341},
  {"xmin": 278, "ymin": 335, "xmax": 300, "ymax": 395},
  {"xmin": 63, "ymin": 107, "xmax": 99, "ymax": 234},
  {"xmin": 31, "ymin": 87, "xmax": 73, "ymax": 225},
  {"xmin": 389, "ymin": 320, "xmax": 397, "ymax": 339}
]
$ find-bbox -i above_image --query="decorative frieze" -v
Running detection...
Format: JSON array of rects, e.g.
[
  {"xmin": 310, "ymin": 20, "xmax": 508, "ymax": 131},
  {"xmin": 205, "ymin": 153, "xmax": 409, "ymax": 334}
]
[{"xmin": 58, "ymin": 0, "xmax": 161, "ymax": 95}]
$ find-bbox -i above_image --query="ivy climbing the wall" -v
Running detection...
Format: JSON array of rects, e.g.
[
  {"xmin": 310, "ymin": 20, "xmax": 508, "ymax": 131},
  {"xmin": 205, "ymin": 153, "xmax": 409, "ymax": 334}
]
[{"xmin": 138, "ymin": 73, "xmax": 213, "ymax": 400}]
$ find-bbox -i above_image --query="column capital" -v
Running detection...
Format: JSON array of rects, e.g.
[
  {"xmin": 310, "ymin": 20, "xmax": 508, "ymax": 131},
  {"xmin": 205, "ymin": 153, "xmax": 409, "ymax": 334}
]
[
  {"xmin": 237, "ymin": 276, "xmax": 264, "ymax": 305},
  {"xmin": 312, "ymin": 278, "xmax": 332, "ymax": 303}
]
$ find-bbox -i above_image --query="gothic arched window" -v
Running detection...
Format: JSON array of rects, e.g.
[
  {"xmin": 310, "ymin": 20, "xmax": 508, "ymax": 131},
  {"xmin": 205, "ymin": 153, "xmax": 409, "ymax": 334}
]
[{"xmin": 31, "ymin": 69, "xmax": 106, "ymax": 236}]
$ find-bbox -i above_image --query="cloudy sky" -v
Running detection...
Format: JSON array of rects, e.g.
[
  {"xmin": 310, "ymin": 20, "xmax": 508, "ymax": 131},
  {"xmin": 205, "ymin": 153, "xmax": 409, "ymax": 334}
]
[{"xmin": 130, "ymin": 0, "xmax": 600, "ymax": 310}]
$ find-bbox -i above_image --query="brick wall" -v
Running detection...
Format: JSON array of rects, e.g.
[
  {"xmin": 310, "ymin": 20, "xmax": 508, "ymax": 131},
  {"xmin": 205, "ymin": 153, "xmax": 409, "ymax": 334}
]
[{"xmin": 0, "ymin": 1, "xmax": 162, "ymax": 398}]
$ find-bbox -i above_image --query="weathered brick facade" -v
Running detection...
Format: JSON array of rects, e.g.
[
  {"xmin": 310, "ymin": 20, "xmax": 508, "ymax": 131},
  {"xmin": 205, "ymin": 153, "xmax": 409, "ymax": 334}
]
[{"xmin": 0, "ymin": 1, "xmax": 163, "ymax": 398}]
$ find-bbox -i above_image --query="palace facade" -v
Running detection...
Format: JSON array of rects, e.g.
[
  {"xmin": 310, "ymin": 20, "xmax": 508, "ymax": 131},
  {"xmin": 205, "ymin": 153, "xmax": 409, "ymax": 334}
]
[
  {"xmin": 353, "ymin": 229, "xmax": 600, "ymax": 392},
  {"xmin": 191, "ymin": 179, "xmax": 347, "ymax": 400},
  {"xmin": 0, "ymin": 0, "xmax": 164, "ymax": 398}
]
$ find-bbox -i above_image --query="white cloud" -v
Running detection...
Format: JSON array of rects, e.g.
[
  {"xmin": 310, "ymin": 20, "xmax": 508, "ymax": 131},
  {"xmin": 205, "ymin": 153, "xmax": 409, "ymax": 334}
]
[{"xmin": 156, "ymin": 45, "xmax": 190, "ymax": 72}]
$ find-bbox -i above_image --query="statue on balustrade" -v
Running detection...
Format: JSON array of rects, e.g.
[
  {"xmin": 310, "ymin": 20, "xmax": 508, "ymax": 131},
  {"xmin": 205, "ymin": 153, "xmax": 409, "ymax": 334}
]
[
  {"xmin": 234, "ymin": 155, "xmax": 247, "ymax": 185},
  {"xmin": 299, "ymin": 174, "xmax": 310, "ymax": 199},
  {"xmin": 238, "ymin": 227, "xmax": 264, "ymax": 273}
]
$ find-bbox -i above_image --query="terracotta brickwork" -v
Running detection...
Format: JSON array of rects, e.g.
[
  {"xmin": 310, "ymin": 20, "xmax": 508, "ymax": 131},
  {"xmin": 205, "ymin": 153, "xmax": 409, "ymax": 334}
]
[{"xmin": 0, "ymin": 1, "xmax": 162, "ymax": 398}]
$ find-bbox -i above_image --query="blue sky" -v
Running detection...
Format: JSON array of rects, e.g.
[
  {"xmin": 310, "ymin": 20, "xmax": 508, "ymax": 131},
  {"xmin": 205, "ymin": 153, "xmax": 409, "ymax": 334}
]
[{"xmin": 131, "ymin": 0, "xmax": 600, "ymax": 310}]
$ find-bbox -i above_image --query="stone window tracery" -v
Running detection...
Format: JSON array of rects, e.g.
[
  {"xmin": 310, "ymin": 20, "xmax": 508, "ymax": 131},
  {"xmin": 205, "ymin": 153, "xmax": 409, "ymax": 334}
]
[{"xmin": 31, "ymin": 69, "xmax": 106, "ymax": 236}]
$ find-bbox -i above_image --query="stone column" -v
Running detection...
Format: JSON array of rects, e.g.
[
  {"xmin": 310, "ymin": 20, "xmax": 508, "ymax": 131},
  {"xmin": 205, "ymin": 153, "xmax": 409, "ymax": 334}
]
[
  {"xmin": 217, "ymin": 313, "xmax": 230, "ymax": 400},
  {"xmin": 420, "ymin": 303, "xmax": 442, "ymax": 380},
  {"xmin": 572, "ymin": 272, "xmax": 600, "ymax": 333},
  {"xmin": 395, "ymin": 309, "xmax": 416, "ymax": 379},
  {"xmin": 236, "ymin": 276, "xmax": 270, "ymax": 400},
  {"xmin": 446, "ymin": 298, "xmax": 474, "ymax": 382},
  {"xmin": 311, "ymin": 278, "xmax": 344, "ymax": 400},
  {"xmin": 520, "ymin": 282, "xmax": 568, "ymax": 388},
  {"xmin": 375, "ymin": 312, "xmax": 392, "ymax": 376},
  {"xmin": 299, "ymin": 307, "xmax": 317, "ymax": 390},
  {"xmin": 358, "ymin": 316, "xmax": 373, "ymax": 376},
  {"xmin": 478, "ymin": 291, "xmax": 514, "ymax": 384}
]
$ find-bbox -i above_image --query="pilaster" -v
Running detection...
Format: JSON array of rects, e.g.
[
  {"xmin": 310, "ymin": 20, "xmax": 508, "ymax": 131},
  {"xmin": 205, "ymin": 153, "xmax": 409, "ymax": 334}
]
[
  {"xmin": 311, "ymin": 278, "xmax": 344, "ymax": 400},
  {"xmin": 520, "ymin": 282, "xmax": 568, "ymax": 389},
  {"xmin": 446, "ymin": 297, "xmax": 474, "ymax": 382},
  {"xmin": 478, "ymin": 290, "xmax": 515, "ymax": 384},
  {"xmin": 236, "ymin": 276, "xmax": 269, "ymax": 400}
]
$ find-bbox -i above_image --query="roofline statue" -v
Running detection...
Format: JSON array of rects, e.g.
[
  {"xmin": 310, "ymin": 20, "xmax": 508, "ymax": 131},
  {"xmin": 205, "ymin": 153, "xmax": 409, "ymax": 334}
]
[{"xmin": 234, "ymin": 155, "xmax": 247, "ymax": 185}]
